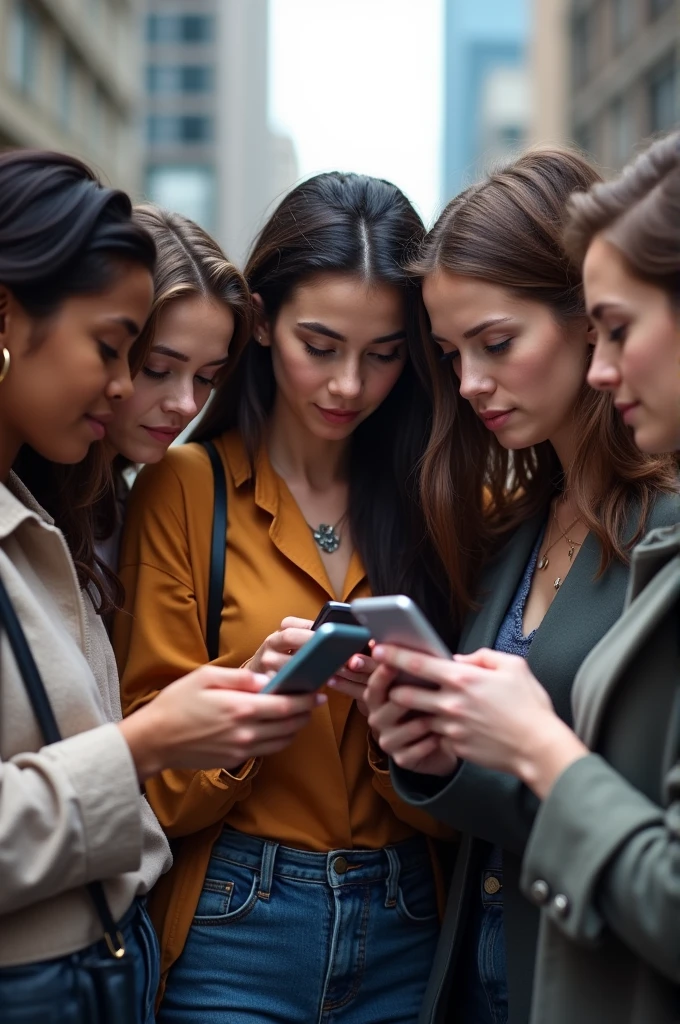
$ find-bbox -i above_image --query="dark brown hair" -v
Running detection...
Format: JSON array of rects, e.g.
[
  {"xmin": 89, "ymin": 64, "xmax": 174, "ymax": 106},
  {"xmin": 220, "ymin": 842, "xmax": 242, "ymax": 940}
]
[
  {"xmin": 193, "ymin": 171, "xmax": 455, "ymax": 643},
  {"xmin": 412, "ymin": 147, "xmax": 679, "ymax": 623},
  {"xmin": 2, "ymin": 150, "xmax": 156, "ymax": 610},
  {"xmin": 565, "ymin": 130, "xmax": 680, "ymax": 304}
]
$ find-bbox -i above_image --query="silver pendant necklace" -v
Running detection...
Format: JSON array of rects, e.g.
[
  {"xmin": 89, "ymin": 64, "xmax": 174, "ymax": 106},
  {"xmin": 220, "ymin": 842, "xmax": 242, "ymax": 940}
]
[{"xmin": 309, "ymin": 521, "xmax": 342, "ymax": 554}]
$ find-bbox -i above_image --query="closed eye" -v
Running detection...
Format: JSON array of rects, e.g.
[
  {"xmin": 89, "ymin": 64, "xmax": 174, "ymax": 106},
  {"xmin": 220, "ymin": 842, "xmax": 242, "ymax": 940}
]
[
  {"xmin": 305, "ymin": 342, "xmax": 334, "ymax": 358},
  {"xmin": 485, "ymin": 338, "xmax": 512, "ymax": 355},
  {"xmin": 439, "ymin": 350, "xmax": 458, "ymax": 363},
  {"xmin": 98, "ymin": 340, "xmax": 119, "ymax": 362},
  {"xmin": 195, "ymin": 374, "xmax": 217, "ymax": 387},
  {"xmin": 609, "ymin": 325, "xmax": 627, "ymax": 342},
  {"xmin": 142, "ymin": 367, "xmax": 168, "ymax": 380}
]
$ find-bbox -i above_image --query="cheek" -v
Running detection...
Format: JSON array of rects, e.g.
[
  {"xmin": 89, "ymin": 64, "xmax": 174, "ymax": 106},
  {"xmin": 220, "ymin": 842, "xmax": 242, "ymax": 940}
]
[
  {"xmin": 274, "ymin": 345, "xmax": 327, "ymax": 395},
  {"xmin": 365, "ymin": 361, "xmax": 405, "ymax": 403},
  {"xmin": 112, "ymin": 377, "xmax": 158, "ymax": 431}
]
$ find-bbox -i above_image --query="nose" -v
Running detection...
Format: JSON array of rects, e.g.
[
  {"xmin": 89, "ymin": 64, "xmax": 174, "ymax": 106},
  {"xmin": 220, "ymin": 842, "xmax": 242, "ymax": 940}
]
[
  {"xmin": 162, "ymin": 379, "xmax": 198, "ymax": 421},
  {"xmin": 328, "ymin": 358, "xmax": 363, "ymax": 399},
  {"xmin": 587, "ymin": 339, "xmax": 621, "ymax": 392},
  {"xmin": 107, "ymin": 364, "xmax": 134, "ymax": 403},
  {"xmin": 457, "ymin": 355, "xmax": 495, "ymax": 403}
]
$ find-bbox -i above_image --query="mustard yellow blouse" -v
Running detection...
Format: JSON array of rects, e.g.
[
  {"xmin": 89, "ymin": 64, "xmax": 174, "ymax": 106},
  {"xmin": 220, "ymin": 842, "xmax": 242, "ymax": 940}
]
[{"xmin": 115, "ymin": 431, "xmax": 452, "ymax": 991}]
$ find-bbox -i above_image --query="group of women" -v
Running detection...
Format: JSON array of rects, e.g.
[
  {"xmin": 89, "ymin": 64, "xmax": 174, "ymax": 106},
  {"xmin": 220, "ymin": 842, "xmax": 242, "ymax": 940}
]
[{"xmin": 0, "ymin": 129, "xmax": 678, "ymax": 1024}]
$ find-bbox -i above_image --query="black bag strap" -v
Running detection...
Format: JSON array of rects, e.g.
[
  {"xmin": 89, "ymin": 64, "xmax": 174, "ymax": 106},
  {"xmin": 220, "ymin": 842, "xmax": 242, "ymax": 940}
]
[
  {"xmin": 201, "ymin": 440, "xmax": 227, "ymax": 662},
  {"xmin": 0, "ymin": 575, "xmax": 126, "ymax": 958}
]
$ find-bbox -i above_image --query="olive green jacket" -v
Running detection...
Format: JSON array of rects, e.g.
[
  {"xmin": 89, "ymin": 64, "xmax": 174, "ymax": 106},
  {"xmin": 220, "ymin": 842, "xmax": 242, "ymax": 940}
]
[
  {"xmin": 391, "ymin": 493, "xmax": 680, "ymax": 1024},
  {"xmin": 522, "ymin": 520, "xmax": 680, "ymax": 1024}
]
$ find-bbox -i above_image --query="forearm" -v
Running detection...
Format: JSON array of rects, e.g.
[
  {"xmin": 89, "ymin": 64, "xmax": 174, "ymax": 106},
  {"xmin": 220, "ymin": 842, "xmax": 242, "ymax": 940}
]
[{"xmin": 512, "ymin": 713, "xmax": 589, "ymax": 801}]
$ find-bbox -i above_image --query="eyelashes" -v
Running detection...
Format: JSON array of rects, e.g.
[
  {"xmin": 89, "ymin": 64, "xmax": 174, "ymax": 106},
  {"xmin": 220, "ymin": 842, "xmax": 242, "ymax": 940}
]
[
  {"xmin": 304, "ymin": 343, "xmax": 402, "ymax": 364},
  {"xmin": 142, "ymin": 367, "xmax": 217, "ymax": 387},
  {"xmin": 437, "ymin": 338, "xmax": 513, "ymax": 363}
]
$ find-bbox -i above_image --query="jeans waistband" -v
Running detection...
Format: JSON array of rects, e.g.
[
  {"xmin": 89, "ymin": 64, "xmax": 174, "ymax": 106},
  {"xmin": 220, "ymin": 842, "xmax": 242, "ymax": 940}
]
[{"xmin": 213, "ymin": 828, "xmax": 430, "ymax": 897}]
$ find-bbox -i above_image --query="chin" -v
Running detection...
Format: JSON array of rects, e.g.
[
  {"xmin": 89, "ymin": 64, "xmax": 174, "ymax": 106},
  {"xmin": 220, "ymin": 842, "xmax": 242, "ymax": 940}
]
[{"xmin": 633, "ymin": 423, "xmax": 680, "ymax": 455}]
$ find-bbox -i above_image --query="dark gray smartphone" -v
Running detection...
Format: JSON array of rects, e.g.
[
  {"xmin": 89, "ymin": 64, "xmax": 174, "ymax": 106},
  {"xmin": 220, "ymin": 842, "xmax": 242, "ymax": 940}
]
[
  {"xmin": 261, "ymin": 622, "xmax": 372, "ymax": 695},
  {"xmin": 311, "ymin": 601, "xmax": 371, "ymax": 655}
]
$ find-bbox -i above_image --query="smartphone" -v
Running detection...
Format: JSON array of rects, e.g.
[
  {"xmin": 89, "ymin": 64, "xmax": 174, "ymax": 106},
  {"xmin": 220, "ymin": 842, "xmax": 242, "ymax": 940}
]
[
  {"xmin": 350, "ymin": 595, "xmax": 452, "ymax": 658},
  {"xmin": 311, "ymin": 601, "xmax": 361, "ymax": 631},
  {"xmin": 311, "ymin": 601, "xmax": 371, "ymax": 655},
  {"xmin": 261, "ymin": 622, "xmax": 372, "ymax": 695}
]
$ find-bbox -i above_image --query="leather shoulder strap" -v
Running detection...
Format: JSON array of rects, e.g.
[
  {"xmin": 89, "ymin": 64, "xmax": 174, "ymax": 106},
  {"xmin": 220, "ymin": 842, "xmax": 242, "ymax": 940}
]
[{"xmin": 201, "ymin": 440, "xmax": 227, "ymax": 662}]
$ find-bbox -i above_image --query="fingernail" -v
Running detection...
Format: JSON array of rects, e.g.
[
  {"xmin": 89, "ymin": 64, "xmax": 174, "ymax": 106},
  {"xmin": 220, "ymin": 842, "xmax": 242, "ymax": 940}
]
[
  {"xmin": 373, "ymin": 645, "xmax": 384, "ymax": 658},
  {"xmin": 315, "ymin": 693, "xmax": 328, "ymax": 704},
  {"xmin": 353, "ymin": 657, "xmax": 365, "ymax": 670},
  {"xmin": 326, "ymin": 678, "xmax": 338, "ymax": 687},
  {"xmin": 254, "ymin": 673, "xmax": 270, "ymax": 685}
]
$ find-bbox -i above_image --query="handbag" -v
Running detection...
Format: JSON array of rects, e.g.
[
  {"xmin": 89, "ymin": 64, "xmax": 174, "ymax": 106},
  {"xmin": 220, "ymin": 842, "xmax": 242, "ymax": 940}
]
[
  {"xmin": 0, "ymin": 575, "xmax": 138, "ymax": 1023},
  {"xmin": 201, "ymin": 440, "xmax": 228, "ymax": 662}
]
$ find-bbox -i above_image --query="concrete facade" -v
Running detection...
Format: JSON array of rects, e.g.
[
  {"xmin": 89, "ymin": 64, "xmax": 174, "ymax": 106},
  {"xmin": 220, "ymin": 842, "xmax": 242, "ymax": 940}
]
[
  {"xmin": 0, "ymin": 0, "xmax": 143, "ymax": 194},
  {"xmin": 569, "ymin": 0, "xmax": 679, "ymax": 167}
]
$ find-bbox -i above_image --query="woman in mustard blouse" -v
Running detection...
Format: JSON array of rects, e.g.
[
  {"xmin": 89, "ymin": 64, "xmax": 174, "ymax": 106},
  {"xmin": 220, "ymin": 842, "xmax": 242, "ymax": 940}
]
[{"xmin": 115, "ymin": 172, "xmax": 455, "ymax": 1023}]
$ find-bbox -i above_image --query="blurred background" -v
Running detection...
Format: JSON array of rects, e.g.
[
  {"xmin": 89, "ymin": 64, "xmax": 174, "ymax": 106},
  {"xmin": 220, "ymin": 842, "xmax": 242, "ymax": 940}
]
[{"xmin": 0, "ymin": 0, "xmax": 678, "ymax": 266}]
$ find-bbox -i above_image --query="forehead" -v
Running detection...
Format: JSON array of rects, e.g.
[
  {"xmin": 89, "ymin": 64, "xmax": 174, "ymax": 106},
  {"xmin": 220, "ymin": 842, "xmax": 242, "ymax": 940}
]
[
  {"xmin": 422, "ymin": 271, "xmax": 527, "ymax": 328},
  {"xmin": 284, "ymin": 273, "xmax": 404, "ymax": 328},
  {"xmin": 582, "ymin": 235, "xmax": 632, "ymax": 296}
]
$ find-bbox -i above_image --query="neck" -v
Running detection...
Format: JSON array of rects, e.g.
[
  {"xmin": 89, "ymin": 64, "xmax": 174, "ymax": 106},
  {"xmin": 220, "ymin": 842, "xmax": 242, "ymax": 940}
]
[
  {"xmin": 0, "ymin": 426, "xmax": 22, "ymax": 485},
  {"xmin": 267, "ymin": 394, "xmax": 350, "ymax": 490}
]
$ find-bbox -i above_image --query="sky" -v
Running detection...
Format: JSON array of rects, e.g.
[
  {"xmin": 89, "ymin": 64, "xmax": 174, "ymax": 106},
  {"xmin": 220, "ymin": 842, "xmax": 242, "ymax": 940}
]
[{"xmin": 268, "ymin": 0, "xmax": 445, "ymax": 226}]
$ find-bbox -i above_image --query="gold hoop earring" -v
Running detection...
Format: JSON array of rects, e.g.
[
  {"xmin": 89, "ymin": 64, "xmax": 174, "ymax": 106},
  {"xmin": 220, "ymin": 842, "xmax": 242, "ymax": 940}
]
[{"xmin": 0, "ymin": 348, "xmax": 10, "ymax": 384}]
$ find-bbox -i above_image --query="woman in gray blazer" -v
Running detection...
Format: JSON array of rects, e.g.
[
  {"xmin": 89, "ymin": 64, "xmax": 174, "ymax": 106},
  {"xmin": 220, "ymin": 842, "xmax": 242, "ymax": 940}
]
[
  {"xmin": 366, "ymin": 146, "xmax": 680, "ymax": 1024},
  {"xmin": 369, "ymin": 133, "xmax": 680, "ymax": 1024}
]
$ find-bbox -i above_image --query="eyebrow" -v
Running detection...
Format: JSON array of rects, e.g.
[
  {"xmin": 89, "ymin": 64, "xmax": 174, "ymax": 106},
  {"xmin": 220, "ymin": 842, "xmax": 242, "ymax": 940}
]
[
  {"xmin": 462, "ymin": 316, "xmax": 512, "ymax": 339},
  {"xmin": 152, "ymin": 344, "xmax": 229, "ymax": 366},
  {"xmin": 297, "ymin": 321, "xmax": 407, "ymax": 344},
  {"xmin": 105, "ymin": 315, "xmax": 142, "ymax": 337},
  {"xmin": 589, "ymin": 302, "xmax": 624, "ymax": 321}
]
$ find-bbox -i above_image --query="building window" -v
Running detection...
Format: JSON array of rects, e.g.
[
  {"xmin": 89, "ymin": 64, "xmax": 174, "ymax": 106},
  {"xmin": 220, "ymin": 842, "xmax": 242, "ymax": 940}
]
[
  {"xmin": 59, "ymin": 46, "xmax": 76, "ymax": 127},
  {"xmin": 574, "ymin": 120, "xmax": 595, "ymax": 157},
  {"xmin": 147, "ymin": 115, "xmax": 213, "ymax": 144},
  {"xmin": 648, "ymin": 0, "xmax": 674, "ymax": 19},
  {"xmin": 572, "ymin": 11, "xmax": 593, "ymax": 88},
  {"xmin": 648, "ymin": 55, "xmax": 678, "ymax": 132},
  {"xmin": 147, "ymin": 65, "xmax": 214, "ymax": 94},
  {"xmin": 610, "ymin": 96, "xmax": 633, "ymax": 167},
  {"xmin": 611, "ymin": 0, "xmax": 635, "ymax": 49},
  {"xmin": 146, "ymin": 165, "xmax": 216, "ymax": 230},
  {"xmin": 147, "ymin": 15, "xmax": 213, "ymax": 44},
  {"xmin": 9, "ymin": 0, "xmax": 40, "ymax": 95}
]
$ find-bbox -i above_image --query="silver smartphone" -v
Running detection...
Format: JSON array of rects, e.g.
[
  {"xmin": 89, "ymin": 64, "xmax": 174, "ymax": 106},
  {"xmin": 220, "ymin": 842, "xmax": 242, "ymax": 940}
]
[{"xmin": 350, "ymin": 595, "xmax": 452, "ymax": 658}]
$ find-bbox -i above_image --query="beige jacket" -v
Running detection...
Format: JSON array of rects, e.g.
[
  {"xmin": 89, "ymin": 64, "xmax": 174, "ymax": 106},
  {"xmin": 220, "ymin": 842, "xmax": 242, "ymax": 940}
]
[{"xmin": 0, "ymin": 475, "xmax": 171, "ymax": 967}]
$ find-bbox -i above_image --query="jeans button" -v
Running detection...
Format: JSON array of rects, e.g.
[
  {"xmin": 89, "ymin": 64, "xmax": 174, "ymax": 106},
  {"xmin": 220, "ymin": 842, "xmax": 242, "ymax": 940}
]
[
  {"xmin": 333, "ymin": 856, "xmax": 349, "ymax": 874},
  {"xmin": 483, "ymin": 875, "xmax": 502, "ymax": 895}
]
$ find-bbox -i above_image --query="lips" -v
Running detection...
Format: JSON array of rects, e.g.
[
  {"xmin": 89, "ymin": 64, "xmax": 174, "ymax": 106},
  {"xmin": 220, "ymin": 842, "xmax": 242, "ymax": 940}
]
[
  {"xmin": 142, "ymin": 425, "xmax": 182, "ymax": 445},
  {"xmin": 614, "ymin": 401, "xmax": 640, "ymax": 426},
  {"xmin": 315, "ymin": 406, "xmax": 360, "ymax": 425},
  {"xmin": 479, "ymin": 409, "xmax": 514, "ymax": 431},
  {"xmin": 84, "ymin": 414, "xmax": 111, "ymax": 440}
]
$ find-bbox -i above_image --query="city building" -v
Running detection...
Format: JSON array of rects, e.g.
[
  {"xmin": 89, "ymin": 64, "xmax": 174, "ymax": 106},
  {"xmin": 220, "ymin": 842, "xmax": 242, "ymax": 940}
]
[
  {"xmin": 529, "ymin": 0, "xmax": 570, "ymax": 144},
  {"xmin": 569, "ymin": 0, "xmax": 679, "ymax": 167},
  {"xmin": 442, "ymin": 0, "xmax": 530, "ymax": 198},
  {"xmin": 0, "ymin": 0, "xmax": 143, "ymax": 194},
  {"xmin": 143, "ymin": 0, "xmax": 298, "ymax": 265}
]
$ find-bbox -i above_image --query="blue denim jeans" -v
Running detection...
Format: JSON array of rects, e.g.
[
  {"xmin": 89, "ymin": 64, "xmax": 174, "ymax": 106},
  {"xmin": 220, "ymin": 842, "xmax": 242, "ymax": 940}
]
[
  {"xmin": 159, "ymin": 828, "xmax": 440, "ymax": 1024},
  {"xmin": 0, "ymin": 898, "xmax": 160, "ymax": 1024},
  {"xmin": 459, "ymin": 866, "xmax": 508, "ymax": 1024}
]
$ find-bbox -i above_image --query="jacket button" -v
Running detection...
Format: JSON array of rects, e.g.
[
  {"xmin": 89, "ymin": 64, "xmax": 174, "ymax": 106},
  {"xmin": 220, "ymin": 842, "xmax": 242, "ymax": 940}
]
[
  {"xmin": 553, "ymin": 893, "xmax": 570, "ymax": 917},
  {"xmin": 530, "ymin": 879, "xmax": 550, "ymax": 905},
  {"xmin": 333, "ymin": 856, "xmax": 349, "ymax": 874}
]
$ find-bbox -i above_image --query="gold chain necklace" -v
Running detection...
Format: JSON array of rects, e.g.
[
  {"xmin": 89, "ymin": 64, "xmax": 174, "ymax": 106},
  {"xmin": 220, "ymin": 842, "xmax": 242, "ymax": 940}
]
[{"xmin": 537, "ymin": 503, "xmax": 582, "ymax": 591}]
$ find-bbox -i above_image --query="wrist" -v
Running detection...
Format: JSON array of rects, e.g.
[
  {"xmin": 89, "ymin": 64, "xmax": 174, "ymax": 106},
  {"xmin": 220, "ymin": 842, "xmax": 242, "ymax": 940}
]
[
  {"xmin": 117, "ymin": 706, "xmax": 166, "ymax": 783},
  {"xmin": 513, "ymin": 713, "xmax": 588, "ymax": 800}
]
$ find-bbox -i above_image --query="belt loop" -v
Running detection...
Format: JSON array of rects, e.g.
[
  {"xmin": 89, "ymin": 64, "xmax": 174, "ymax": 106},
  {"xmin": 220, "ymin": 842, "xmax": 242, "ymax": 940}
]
[
  {"xmin": 384, "ymin": 845, "xmax": 400, "ymax": 908},
  {"xmin": 257, "ymin": 840, "xmax": 278, "ymax": 901}
]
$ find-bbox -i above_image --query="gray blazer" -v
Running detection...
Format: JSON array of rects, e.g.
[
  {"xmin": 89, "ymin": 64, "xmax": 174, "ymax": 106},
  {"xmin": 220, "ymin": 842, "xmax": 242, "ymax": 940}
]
[
  {"xmin": 521, "ymin": 520, "xmax": 680, "ymax": 1024},
  {"xmin": 391, "ymin": 492, "xmax": 680, "ymax": 1024}
]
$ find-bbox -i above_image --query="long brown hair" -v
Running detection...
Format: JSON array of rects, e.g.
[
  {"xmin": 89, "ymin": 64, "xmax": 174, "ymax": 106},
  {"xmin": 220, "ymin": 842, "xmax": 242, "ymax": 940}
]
[
  {"xmin": 564, "ymin": 130, "xmax": 680, "ymax": 303},
  {"xmin": 412, "ymin": 147, "xmax": 678, "ymax": 623}
]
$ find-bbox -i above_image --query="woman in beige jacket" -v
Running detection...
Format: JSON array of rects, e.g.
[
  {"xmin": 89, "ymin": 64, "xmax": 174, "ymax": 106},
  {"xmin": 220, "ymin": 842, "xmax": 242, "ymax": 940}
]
[
  {"xmin": 367, "ymin": 132, "xmax": 680, "ymax": 1023},
  {"xmin": 0, "ymin": 151, "xmax": 321, "ymax": 1023}
]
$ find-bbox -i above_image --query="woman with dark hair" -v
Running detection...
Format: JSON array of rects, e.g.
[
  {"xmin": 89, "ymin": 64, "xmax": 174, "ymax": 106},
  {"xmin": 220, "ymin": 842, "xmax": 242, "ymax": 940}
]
[
  {"xmin": 369, "ymin": 131, "xmax": 680, "ymax": 1024},
  {"xmin": 115, "ymin": 171, "xmax": 454, "ymax": 1023},
  {"xmin": 365, "ymin": 147, "xmax": 680, "ymax": 1024},
  {"xmin": 0, "ymin": 150, "xmax": 319, "ymax": 1023}
]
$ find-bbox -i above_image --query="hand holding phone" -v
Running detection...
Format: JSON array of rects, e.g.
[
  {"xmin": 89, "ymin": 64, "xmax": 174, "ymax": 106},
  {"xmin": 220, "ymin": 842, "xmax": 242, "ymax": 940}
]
[{"xmin": 262, "ymin": 623, "xmax": 372, "ymax": 695}]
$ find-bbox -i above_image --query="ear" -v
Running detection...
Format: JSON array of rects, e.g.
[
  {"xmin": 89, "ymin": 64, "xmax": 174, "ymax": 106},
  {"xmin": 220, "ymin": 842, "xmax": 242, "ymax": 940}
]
[
  {"xmin": 585, "ymin": 317, "xmax": 597, "ymax": 347},
  {"xmin": 251, "ymin": 292, "xmax": 272, "ymax": 348}
]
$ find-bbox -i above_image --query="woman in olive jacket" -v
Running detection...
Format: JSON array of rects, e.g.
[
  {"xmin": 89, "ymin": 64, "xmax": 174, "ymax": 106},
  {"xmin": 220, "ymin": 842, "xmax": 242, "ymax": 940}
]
[{"xmin": 368, "ymin": 132, "xmax": 680, "ymax": 1024}]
